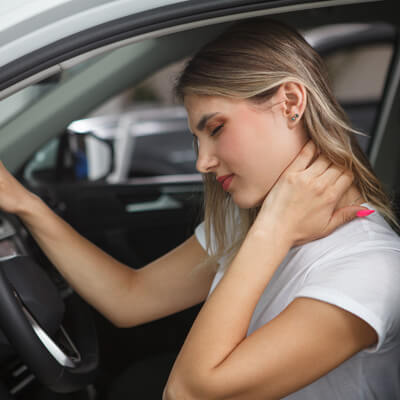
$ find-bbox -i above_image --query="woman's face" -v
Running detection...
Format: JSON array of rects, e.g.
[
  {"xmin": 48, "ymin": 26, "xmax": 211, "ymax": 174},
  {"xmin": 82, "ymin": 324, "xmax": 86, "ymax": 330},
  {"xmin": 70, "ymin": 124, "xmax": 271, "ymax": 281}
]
[{"xmin": 185, "ymin": 92, "xmax": 309, "ymax": 209}]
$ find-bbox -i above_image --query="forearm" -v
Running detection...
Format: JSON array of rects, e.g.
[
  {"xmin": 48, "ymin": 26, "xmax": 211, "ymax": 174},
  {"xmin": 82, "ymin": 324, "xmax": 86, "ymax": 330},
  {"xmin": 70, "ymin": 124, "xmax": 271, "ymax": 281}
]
[
  {"xmin": 18, "ymin": 194, "xmax": 136, "ymax": 327},
  {"xmin": 166, "ymin": 222, "xmax": 292, "ymax": 398}
]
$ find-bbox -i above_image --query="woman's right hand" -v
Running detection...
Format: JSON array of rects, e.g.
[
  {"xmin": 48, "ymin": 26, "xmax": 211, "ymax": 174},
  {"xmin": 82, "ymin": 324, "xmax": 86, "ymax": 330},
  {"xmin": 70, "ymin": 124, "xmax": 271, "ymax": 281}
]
[
  {"xmin": 252, "ymin": 140, "xmax": 366, "ymax": 247},
  {"xmin": 0, "ymin": 160, "xmax": 38, "ymax": 216}
]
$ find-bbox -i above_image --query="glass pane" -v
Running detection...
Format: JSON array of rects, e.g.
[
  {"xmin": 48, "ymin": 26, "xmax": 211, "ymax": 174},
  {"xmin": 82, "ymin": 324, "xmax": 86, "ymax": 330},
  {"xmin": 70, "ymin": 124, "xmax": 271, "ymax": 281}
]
[{"xmin": 323, "ymin": 43, "xmax": 393, "ymax": 152}]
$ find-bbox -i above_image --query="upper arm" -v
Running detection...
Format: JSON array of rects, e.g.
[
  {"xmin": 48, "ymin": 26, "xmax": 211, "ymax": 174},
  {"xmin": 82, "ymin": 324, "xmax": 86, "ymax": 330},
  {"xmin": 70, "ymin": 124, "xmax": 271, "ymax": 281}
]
[
  {"xmin": 199, "ymin": 297, "xmax": 377, "ymax": 399},
  {"xmin": 123, "ymin": 234, "xmax": 217, "ymax": 327}
]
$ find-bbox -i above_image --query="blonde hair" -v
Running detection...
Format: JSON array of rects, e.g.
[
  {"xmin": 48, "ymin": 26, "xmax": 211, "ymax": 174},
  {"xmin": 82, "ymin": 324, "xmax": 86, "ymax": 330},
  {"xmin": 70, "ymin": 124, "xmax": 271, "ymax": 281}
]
[{"xmin": 175, "ymin": 18, "xmax": 400, "ymax": 270}]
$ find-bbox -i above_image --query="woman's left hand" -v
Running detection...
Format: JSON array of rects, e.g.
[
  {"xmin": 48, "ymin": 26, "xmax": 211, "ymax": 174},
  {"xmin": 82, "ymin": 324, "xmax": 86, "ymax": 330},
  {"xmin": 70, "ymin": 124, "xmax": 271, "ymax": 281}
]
[{"xmin": 253, "ymin": 139, "xmax": 370, "ymax": 247}]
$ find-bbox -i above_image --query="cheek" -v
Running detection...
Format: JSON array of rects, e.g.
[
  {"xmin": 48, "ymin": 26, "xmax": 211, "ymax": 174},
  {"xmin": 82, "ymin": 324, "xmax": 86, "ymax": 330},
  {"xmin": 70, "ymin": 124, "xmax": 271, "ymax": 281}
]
[
  {"xmin": 272, "ymin": 129, "xmax": 309, "ymax": 171},
  {"xmin": 217, "ymin": 116, "xmax": 306, "ymax": 185},
  {"xmin": 217, "ymin": 131, "xmax": 244, "ymax": 164},
  {"xmin": 260, "ymin": 132, "xmax": 308, "ymax": 190},
  {"xmin": 249, "ymin": 128, "xmax": 303, "ymax": 189}
]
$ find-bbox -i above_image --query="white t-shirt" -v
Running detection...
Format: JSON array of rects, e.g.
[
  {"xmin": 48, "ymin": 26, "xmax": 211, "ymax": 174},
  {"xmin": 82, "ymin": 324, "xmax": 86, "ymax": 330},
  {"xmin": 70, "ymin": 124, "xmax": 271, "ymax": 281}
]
[{"xmin": 194, "ymin": 203, "xmax": 400, "ymax": 399}]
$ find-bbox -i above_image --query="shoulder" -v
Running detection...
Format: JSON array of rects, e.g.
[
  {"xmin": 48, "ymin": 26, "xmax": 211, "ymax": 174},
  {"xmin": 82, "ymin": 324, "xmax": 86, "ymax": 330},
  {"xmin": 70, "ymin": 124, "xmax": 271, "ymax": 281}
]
[
  {"xmin": 298, "ymin": 205, "xmax": 400, "ymax": 300},
  {"xmin": 296, "ymin": 203, "xmax": 400, "ymax": 267},
  {"xmin": 292, "ymin": 206, "xmax": 400, "ymax": 352}
]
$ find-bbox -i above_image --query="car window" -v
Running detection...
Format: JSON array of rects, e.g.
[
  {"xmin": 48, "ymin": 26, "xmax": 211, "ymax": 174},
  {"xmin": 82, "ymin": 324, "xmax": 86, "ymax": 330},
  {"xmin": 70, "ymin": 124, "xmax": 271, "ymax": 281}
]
[
  {"xmin": 323, "ymin": 43, "xmax": 393, "ymax": 152},
  {"xmin": 93, "ymin": 60, "xmax": 197, "ymax": 181},
  {"xmin": 23, "ymin": 59, "xmax": 197, "ymax": 184},
  {"xmin": 325, "ymin": 44, "xmax": 392, "ymax": 102},
  {"xmin": 24, "ymin": 137, "xmax": 60, "ymax": 182},
  {"xmin": 22, "ymin": 24, "xmax": 394, "ymax": 185}
]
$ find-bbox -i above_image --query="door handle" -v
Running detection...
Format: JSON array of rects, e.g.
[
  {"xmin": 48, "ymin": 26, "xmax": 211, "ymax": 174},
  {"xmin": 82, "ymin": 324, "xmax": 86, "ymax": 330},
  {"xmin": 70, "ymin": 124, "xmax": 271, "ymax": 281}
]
[{"xmin": 125, "ymin": 194, "xmax": 182, "ymax": 213}]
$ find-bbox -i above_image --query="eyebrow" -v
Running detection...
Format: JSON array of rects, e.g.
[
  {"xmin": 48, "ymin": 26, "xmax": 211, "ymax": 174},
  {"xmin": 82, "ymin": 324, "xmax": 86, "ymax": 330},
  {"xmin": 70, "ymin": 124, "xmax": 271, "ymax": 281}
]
[{"xmin": 196, "ymin": 112, "xmax": 220, "ymax": 131}]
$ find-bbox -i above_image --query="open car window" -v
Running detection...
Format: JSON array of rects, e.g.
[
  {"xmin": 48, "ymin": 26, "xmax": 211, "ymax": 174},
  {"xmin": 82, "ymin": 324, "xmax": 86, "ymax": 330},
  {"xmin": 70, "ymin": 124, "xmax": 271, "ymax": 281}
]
[
  {"xmin": 324, "ymin": 42, "xmax": 393, "ymax": 152},
  {"xmin": 21, "ymin": 22, "xmax": 396, "ymax": 186},
  {"xmin": 22, "ymin": 60, "xmax": 198, "ymax": 184}
]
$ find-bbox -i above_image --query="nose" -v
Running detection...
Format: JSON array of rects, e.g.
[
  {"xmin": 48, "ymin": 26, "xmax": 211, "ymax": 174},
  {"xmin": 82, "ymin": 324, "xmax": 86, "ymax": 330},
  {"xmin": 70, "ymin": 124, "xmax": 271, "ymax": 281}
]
[{"xmin": 195, "ymin": 140, "xmax": 219, "ymax": 174}]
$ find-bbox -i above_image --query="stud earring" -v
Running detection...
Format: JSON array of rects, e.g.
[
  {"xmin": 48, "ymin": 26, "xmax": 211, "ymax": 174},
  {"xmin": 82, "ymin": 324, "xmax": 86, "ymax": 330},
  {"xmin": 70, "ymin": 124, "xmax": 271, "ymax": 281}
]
[{"xmin": 291, "ymin": 113, "xmax": 299, "ymax": 121}]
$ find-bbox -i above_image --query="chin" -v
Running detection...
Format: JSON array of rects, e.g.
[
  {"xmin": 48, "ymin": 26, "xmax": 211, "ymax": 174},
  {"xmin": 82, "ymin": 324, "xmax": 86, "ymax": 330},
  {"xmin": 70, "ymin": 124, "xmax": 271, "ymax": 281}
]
[{"xmin": 231, "ymin": 194, "xmax": 263, "ymax": 209}]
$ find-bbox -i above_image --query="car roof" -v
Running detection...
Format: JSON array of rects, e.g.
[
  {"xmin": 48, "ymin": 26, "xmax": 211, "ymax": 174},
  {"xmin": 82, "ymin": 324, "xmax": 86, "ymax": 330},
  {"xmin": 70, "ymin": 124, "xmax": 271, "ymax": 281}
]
[
  {"xmin": 0, "ymin": 0, "xmax": 391, "ymax": 97},
  {"xmin": 0, "ymin": 0, "xmax": 187, "ymax": 67}
]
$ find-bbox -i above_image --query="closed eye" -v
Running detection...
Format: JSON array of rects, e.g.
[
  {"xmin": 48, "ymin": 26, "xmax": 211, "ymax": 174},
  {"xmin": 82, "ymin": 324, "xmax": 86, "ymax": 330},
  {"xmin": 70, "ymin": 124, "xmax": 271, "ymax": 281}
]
[{"xmin": 211, "ymin": 124, "xmax": 224, "ymax": 137}]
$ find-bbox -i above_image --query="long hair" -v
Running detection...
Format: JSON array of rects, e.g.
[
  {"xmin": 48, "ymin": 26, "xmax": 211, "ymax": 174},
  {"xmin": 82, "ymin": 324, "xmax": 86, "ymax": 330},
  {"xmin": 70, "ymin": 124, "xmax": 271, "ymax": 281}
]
[{"xmin": 175, "ymin": 18, "xmax": 400, "ymax": 270}]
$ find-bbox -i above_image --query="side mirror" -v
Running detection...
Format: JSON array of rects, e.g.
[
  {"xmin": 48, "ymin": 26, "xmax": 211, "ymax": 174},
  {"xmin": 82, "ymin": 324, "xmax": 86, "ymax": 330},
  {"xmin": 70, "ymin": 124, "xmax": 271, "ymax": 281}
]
[
  {"xmin": 76, "ymin": 132, "xmax": 114, "ymax": 180},
  {"xmin": 56, "ymin": 130, "xmax": 114, "ymax": 182},
  {"xmin": 23, "ymin": 129, "xmax": 114, "ymax": 185}
]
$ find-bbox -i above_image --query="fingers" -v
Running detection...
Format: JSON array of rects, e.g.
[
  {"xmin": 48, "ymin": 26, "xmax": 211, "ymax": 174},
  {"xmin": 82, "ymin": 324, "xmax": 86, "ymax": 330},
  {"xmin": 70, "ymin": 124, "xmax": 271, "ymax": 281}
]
[
  {"xmin": 320, "ymin": 163, "xmax": 346, "ymax": 185},
  {"xmin": 286, "ymin": 139, "xmax": 318, "ymax": 172},
  {"xmin": 287, "ymin": 139, "xmax": 331, "ymax": 176},
  {"xmin": 332, "ymin": 170, "xmax": 354, "ymax": 200},
  {"xmin": 304, "ymin": 153, "xmax": 331, "ymax": 177},
  {"xmin": 304, "ymin": 162, "xmax": 354, "ymax": 212},
  {"xmin": 290, "ymin": 140, "xmax": 347, "ymax": 179},
  {"xmin": 286, "ymin": 140, "xmax": 353, "ymax": 195}
]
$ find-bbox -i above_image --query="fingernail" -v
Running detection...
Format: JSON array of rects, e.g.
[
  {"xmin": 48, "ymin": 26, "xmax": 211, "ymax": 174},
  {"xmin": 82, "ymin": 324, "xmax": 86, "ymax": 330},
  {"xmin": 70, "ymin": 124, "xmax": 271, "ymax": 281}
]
[{"xmin": 356, "ymin": 209, "xmax": 375, "ymax": 217}]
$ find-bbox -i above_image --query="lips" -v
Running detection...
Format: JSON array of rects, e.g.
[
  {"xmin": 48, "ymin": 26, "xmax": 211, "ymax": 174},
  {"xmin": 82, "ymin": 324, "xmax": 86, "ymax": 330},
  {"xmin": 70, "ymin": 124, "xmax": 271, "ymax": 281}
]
[{"xmin": 217, "ymin": 174, "xmax": 234, "ymax": 191}]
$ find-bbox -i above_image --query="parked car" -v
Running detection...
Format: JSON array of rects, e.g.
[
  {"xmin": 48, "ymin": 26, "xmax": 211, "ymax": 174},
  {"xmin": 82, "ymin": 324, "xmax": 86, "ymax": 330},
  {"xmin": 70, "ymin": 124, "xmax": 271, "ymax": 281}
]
[
  {"xmin": 0, "ymin": 1, "xmax": 399, "ymax": 399},
  {"xmin": 33, "ymin": 104, "xmax": 197, "ymax": 183}
]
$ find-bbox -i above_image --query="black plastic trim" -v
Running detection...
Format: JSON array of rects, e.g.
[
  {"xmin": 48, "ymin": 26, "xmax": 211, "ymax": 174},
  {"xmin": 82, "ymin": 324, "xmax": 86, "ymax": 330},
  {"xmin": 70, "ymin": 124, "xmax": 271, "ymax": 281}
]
[{"xmin": 0, "ymin": 0, "xmax": 339, "ymax": 91}]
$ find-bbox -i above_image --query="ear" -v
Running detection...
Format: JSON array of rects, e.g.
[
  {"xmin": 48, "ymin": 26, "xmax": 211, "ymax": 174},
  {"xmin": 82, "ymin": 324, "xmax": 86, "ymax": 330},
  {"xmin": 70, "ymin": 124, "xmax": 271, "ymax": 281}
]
[{"xmin": 277, "ymin": 82, "xmax": 307, "ymax": 126}]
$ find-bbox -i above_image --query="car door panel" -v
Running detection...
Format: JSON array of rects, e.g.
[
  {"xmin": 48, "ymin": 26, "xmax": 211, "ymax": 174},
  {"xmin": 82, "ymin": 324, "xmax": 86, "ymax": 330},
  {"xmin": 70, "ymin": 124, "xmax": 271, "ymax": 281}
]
[
  {"xmin": 28, "ymin": 177, "xmax": 205, "ymax": 385},
  {"xmin": 36, "ymin": 180, "xmax": 204, "ymax": 267}
]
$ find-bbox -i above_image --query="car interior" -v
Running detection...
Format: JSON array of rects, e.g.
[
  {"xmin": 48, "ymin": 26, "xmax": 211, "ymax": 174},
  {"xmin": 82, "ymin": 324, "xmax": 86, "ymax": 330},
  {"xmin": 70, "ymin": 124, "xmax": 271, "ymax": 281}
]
[{"xmin": 0, "ymin": 1, "xmax": 399, "ymax": 398}]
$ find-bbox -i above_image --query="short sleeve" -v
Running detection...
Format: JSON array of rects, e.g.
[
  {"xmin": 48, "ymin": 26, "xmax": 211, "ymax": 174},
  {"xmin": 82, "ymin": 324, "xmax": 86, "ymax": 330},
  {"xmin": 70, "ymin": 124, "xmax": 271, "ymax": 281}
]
[
  {"xmin": 295, "ymin": 248, "xmax": 400, "ymax": 353},
  {"xmin": 194, "ymin": 221, "xmax": 207, "ymax": 252},
  {"xmin": 194, "ymin": 210, "xmax": 240, "ymax": 262},
  {"xmin": 194, "ymin": 221, "xmax": 218, "ymax": 256}
]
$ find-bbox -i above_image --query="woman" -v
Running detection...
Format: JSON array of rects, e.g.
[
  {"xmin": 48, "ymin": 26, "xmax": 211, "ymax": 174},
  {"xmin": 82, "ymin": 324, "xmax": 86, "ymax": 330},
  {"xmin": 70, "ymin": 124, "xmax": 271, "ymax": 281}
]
[
  {"xmin": 161, "ymin": 19, "xmax": 400, "ymax": 399},
  {"xmin": 1, "ymin": 18, "xmax": 400, "ymax": 399}
]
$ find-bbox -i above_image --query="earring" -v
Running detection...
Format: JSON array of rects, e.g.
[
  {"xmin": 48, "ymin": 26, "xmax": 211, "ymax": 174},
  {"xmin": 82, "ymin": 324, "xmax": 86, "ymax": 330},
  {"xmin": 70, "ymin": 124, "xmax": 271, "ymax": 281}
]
[{"xmin": 291, "ymin": 113, "xmax": 299, "ymax": 121}]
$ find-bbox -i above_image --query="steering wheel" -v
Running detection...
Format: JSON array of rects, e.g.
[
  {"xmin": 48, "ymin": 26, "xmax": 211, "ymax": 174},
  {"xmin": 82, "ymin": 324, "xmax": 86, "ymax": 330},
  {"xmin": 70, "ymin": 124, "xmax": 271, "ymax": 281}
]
[{"xmin": 0, "ymin": 255, "xmax": 98, "ymax": 393}]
